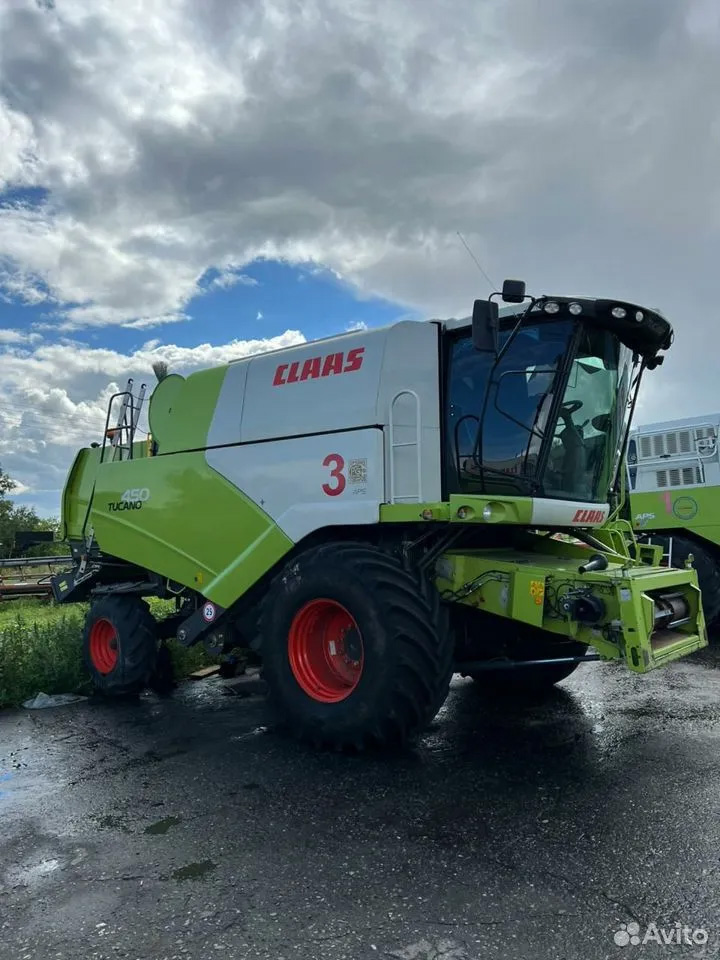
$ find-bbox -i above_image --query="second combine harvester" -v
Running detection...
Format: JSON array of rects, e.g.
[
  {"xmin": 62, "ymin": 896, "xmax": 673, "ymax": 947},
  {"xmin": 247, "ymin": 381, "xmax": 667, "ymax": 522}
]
[{"xmin": 52, "ymin": 280, "xmax": 707, "ymax": 749}]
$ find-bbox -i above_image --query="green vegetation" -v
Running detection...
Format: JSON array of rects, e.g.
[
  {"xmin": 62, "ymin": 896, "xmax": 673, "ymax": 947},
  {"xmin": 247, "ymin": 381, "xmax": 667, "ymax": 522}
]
[
  {"xmin": 0, "ymin": 466, "xmax": 217, "ymax": 708},
  {"xmin": 0, "ymin": 598, "xmax": 214, "ymax": 709},
  {"xmin": 0, "ymin": 601, "xmax": 86, "ymax": 707},
  {"xmin": 0, "ymin": 462, "xmax": 64, "ymax": 557}
]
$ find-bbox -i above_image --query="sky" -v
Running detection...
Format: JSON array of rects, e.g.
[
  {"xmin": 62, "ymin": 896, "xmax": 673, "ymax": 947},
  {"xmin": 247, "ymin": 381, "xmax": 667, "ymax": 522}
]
[{"xmin": 1, "ymin": 0, "xmax": 719, "ymax": 519}]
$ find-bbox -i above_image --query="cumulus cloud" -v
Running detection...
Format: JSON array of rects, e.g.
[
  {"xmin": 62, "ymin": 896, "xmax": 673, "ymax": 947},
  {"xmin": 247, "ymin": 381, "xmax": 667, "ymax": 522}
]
[
  {"xmin": 0, "ymin": 327, "xmax": 41, "ymax": 344},
  {"xmin": 1, "ymin": 0, "xmax": 720, "ymax": 509},
  {"xmin": 0, "ymin": 1, "xmax": 715, "ymax": 325},
  {"xmin": 0, "ymin": 329, "xmax": 305, "ymax": 505},
  {"xmin": 210, "ymin": 268, "xmax": 258, "ymax": 291}
]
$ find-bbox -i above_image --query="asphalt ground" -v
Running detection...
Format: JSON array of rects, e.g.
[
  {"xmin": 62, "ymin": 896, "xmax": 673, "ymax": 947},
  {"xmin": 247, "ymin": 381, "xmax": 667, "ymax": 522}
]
[{"xmin": 2, "ymin": 646, "xmax": 720, "ymax": 960}]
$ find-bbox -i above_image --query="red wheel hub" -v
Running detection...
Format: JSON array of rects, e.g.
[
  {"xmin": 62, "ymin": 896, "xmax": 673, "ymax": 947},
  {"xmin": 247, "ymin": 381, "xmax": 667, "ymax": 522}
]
[
  {"xmin": 288, "ymin": 599, "xmax": 364, "ymax": 703},
  {"xmin": 89, "ymin": 618, "xmax": 118, "ymax": 674}
]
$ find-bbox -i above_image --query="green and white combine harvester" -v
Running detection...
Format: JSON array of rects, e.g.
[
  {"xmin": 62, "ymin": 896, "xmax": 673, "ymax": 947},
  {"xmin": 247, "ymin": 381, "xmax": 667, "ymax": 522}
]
[
  {"xmin": 629, "ymin": 412, "xmax": 720, "ymax": 628},
  {"xmin": 52, "ymin": 279, "xmax": 707, "ymax": 749}
]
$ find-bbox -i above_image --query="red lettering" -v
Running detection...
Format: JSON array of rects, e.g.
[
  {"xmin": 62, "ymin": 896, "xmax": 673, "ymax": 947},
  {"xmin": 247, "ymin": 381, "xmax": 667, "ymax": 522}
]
[
  {"xmin": 343, "ymin": 347, "xmax": 365, "ymax": 372},
  {"xmin": 299, "ymin": 356, "xmax": 322, "ymax": 381},
  {"xmin": 572, "ymin": 509, "xmax": 606, "ymax": 524},
  {"xmin": 321, "ymin": 352, "xmax": 344, "ymax": 377},
  {"xmin": 274, "ymin": 347, "xmax": 365, "ymax": 384},
  {"xmin": 322, "ymin": 453, "xmax": 346, "ymax": 496}
]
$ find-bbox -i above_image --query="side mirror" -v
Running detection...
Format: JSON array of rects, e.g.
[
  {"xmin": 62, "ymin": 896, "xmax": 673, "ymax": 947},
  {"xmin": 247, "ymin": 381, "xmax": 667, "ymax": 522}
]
[
  {"xmin": 502, "ymin": 279, "xmax": 526, "ymax": 303},
  {"xmin": 471, "ymin": 299, "xmax": 499, "ymax": 353}
]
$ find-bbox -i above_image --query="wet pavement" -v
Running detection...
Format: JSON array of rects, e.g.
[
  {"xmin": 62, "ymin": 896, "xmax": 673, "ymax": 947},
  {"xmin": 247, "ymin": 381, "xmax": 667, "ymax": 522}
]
[{"xmin": 2, "ymin": 648, "xmax": 720, "ymax": 960}]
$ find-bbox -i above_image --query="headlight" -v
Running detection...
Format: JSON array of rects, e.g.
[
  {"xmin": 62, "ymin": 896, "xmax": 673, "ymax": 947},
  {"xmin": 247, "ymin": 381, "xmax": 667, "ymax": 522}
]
[
  {"xmin": 611, "ymin": 306, "xmax": 627, "ymax": 319},
  {"xmin": 544, "ymin": 301, "xmax": 560, "ymax": 314},
  {"xmin": 568, "ymin": 302, "xmax": 582, "ymax": 315},
  {"xmin": 635, "ymin": 310, "xmax": 644, "ymax": 322}
]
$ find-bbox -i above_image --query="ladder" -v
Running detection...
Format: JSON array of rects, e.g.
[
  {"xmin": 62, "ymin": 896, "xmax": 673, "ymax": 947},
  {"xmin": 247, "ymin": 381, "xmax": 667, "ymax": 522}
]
[
  {"xmin": 388, "ymin": 390, "xmax": 423, "ymax": 503},
  {"xmin": 106, "ymin": 378, "xmax": 147, "ymax": 461}
]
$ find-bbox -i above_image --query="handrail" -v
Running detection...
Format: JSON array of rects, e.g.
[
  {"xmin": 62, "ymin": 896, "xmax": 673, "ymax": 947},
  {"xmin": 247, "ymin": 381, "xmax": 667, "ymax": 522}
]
[{"xmin": 388, "ymin": 389, "xmax": 422, "ymax": 503}]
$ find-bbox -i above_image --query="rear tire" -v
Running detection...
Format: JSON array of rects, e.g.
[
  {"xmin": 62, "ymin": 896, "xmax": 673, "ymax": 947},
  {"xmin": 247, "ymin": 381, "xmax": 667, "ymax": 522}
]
[
  {"xmin": 83, "ymin": 596, "xmax": 159, "ymax": 696},
  {"xmin": 258, "ymin": 543, "xmax": 454, "ymax": 750}
]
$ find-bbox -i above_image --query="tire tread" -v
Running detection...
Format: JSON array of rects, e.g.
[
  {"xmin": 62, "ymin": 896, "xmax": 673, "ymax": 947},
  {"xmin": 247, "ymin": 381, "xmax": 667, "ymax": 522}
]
[{"xmin": 258, "ymin": 542, "xmax": 453, "ymax": 750}]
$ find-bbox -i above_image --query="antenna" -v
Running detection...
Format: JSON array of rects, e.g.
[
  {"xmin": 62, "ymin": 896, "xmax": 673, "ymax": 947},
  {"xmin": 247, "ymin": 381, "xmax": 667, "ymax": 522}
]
[{"xmin": 456, "ymin": 231, "xmax": 497, "ymax": 293}]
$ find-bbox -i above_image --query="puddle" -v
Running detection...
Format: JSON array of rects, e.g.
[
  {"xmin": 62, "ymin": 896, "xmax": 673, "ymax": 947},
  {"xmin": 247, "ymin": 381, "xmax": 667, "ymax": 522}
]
[
  {"xmin": 0, "ymin": 770, "xmax": 13, "ymax": 799},
  {"xmin": 144, "ymin": 815, "xmax": 181, "ymax": 835},
  {"xmin": 172, "ymin": 860, "xmax": 216, "ymax": 881}
]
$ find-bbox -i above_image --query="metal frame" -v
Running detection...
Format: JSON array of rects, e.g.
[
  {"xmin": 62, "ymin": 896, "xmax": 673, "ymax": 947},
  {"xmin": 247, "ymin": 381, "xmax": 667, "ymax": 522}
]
[
  {"xmin": 455, "ymin": 653, "xmax": 603, "ymax": 671},
  {"xmin": 100, "ymin": 378, "xmax": 147, "ymax": 463},
  {"xmin": 388, "ymin": 389, "xmax": 423, "ymax": 503}
]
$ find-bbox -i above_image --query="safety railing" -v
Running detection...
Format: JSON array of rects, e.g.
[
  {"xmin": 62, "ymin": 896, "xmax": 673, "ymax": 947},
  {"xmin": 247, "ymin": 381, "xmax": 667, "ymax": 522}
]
[{"xmin": 388, "ymin": 390, "xmax": 423, "ymax": 503}]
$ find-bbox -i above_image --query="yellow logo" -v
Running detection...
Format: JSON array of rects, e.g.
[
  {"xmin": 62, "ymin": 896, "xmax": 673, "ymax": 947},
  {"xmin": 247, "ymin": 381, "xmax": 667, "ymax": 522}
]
[{"xmin": 530, "ymin": 580, "xmax": 545, "ymax": 605}]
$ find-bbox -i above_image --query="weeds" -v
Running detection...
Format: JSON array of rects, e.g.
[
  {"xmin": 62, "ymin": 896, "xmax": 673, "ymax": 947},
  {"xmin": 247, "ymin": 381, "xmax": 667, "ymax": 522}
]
[
  {"xmin": 0, "ymin": 606, "xmax": 87, "ymax": 707},
  {"xmin": 0, "ymin": 598, "xmax": 216, "ymax": 709}
]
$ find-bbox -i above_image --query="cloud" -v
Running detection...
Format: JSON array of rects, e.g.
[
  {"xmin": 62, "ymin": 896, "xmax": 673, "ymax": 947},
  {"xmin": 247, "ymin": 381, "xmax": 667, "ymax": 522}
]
[
  {"xmin": 210, "ymin": 268, "xmax": 258, "ymax": 290},
  {"xmin": 122, "ymin": 313, "xmax": 190, "ymax": 330},
  {"xmin": 0, "ymin": 0, "xmax": 718, "ymax": 412},
  {"xmin": 6, "ymin": 478, "xmax": 31, "ymax": 495},
  {"xmin": 256, "ymin": 310, "xmax": 263, "ymax": 320},
  {"xmin": 345, "ymin": 320, "xmax": 368, "ymax": 332},
  {"xmin": 0, "ymin": 327, "xmax": 42, "ymax": 344},
  {"xmin": 0, "ymin": 329, "xmax": 306, "ymax": 511}
]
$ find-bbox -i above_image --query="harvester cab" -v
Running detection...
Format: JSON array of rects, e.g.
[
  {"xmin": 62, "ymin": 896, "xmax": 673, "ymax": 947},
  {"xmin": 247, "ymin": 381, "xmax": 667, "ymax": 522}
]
[
  {"xmin": 450, "ymin": 279, "xmax": 671, "ymax": 509},
  {"xmin": 52, "ymin": 277, "xmax": 707, "ymax": 751}
]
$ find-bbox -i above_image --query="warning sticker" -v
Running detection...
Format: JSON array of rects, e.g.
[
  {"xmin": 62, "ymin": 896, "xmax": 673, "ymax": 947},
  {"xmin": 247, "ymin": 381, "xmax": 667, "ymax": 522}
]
[{"xmin": 530, "ymin": 580, "xmax": 545, "ymax": 605}]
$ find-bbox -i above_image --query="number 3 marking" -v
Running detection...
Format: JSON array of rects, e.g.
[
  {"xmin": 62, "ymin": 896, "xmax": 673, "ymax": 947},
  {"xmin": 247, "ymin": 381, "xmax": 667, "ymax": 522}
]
[{"xmin": 322, "ymin": 453, "xmax": 346, "ymax": 496}]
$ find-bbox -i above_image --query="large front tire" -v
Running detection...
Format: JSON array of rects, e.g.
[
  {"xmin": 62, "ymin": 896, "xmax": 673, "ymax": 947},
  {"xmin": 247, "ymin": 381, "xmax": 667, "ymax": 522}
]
[
  {"xmin": 83, "ymin": 596, "xmax": 159, "ymax": 696},
  {"xmin": 258, "ymin": 543, "xmax": 454, "ymax": 750}
]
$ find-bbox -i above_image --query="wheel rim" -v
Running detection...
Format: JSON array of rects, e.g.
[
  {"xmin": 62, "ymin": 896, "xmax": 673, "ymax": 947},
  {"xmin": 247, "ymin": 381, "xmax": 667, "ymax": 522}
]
[
  {"xmin": 288, "ymin": 599, "xmax": 364, "ymax": 703},
  {"xmin": 89, "ymin": 618, "xmax": 119, "ymax": 674}
]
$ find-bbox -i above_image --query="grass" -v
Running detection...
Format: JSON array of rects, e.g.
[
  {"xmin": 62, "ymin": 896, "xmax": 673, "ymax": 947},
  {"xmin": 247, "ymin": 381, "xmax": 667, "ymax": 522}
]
[{"xmin": 0, "ymin": 597, "xmax": 215, "ymax": 709}]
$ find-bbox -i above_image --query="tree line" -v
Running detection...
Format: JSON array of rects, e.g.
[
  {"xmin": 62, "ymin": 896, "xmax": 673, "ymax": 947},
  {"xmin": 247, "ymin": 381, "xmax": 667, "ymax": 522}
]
[{"xmin": 0, "ymin": 463, "xmax": 62, "ymax": 557}]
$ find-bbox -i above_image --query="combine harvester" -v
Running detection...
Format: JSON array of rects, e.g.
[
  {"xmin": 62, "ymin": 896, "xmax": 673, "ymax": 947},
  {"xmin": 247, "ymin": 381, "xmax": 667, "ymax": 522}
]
[
  {"xmin": 629, "ymin": 413, "xmax": 720, "ymax": 629},
  {"xmin": 51, "ymin": 279, "xmax": 707, "ymax": 749}
]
